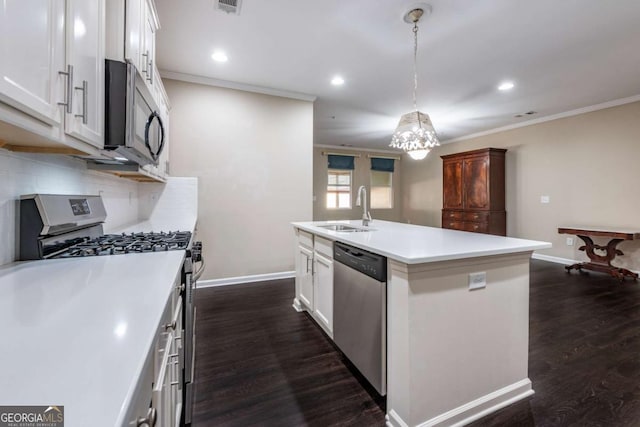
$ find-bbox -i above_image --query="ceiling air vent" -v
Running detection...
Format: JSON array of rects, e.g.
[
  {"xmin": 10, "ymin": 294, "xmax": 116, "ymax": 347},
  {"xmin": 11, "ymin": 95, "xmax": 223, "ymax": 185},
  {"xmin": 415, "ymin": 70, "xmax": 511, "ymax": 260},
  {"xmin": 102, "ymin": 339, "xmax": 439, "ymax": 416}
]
[{"xmin": 215, "ymin": 0, "xmax": 242, "ymax": 15}]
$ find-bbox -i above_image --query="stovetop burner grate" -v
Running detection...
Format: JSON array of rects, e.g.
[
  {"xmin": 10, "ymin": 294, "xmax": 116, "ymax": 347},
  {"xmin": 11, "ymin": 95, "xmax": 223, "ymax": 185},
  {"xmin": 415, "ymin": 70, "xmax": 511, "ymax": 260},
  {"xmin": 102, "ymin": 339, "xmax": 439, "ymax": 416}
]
[{"xmin": 49, "ymin": 231, "xmax": 192, "ymax": 258}]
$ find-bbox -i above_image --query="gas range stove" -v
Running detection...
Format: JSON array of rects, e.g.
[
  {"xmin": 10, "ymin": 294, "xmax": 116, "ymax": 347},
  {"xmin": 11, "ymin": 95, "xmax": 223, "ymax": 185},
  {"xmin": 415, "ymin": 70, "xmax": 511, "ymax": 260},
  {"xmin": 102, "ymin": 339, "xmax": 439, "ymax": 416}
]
[
  {"xmin": 52, "ymin": 231, "xmax": 192, "ymax": 258},
  {"xmin": 18, "ymin": 194, "xmax": 194, "ymax": 261}
]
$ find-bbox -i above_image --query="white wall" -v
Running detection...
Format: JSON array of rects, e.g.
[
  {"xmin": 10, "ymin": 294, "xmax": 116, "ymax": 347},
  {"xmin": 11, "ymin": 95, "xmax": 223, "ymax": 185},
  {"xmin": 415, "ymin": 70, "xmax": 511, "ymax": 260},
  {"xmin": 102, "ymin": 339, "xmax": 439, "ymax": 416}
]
[
  {"xmin": 164, "ymin": 79, "xmax": 313, "ymax": 281},
  {"xmin": 0, "ymin": 149, "xmax": 141, "ymax": 265}
]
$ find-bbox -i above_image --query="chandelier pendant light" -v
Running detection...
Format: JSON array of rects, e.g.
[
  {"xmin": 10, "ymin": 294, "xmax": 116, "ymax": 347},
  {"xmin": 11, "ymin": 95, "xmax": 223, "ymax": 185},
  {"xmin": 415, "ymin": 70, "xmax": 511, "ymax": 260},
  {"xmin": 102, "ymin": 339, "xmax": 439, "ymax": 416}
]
[{"xmin": 390, "ymin": 6, "xmax": 440, "ymax": 160}]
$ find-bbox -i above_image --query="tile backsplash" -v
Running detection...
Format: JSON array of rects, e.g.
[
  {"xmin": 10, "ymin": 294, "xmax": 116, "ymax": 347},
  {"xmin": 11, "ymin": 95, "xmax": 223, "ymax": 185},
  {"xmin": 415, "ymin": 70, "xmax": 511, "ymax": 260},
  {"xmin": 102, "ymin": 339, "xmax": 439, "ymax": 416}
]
[{"xmin": 0, "ymin": 149, "xmax": 141, "ymax": 265}]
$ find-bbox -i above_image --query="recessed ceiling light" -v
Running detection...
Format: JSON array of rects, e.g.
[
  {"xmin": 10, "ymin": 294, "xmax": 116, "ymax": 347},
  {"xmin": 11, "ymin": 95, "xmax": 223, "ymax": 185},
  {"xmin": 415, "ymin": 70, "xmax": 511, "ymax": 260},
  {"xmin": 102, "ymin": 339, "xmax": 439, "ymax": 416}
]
[
  {"xmin": 498, "ymin": 81, "xmax": 515, "ymax": 91},
  {"xmin": 331, "ymin": 76, "xmax": 345, "ymax": 86},
  {"xmin": 211, "ymin": 51, "xmax": 228, "ymax": 63}
]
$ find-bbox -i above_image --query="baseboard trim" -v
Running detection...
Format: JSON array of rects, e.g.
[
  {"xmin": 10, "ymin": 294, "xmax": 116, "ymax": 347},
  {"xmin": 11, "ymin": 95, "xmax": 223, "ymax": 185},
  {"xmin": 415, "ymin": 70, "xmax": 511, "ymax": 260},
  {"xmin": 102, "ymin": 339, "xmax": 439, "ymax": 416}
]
[
  {"xmin": 387, "ymin": 379, "xmax": 533, "ymax": 427},
  {"xmin": 532, "ymin": 253, "xmax": 576, "ymax": 265},
  {"xmin": 292, "ymin": 298, "xmax": 305, "ymax": 312},
  {"xmin": 198, "ymin": 271, "xmax": 295, "ymax": 288},
  {"xmin": 386, "ymin": 409, "xmax": 409, "ymax": 427}
]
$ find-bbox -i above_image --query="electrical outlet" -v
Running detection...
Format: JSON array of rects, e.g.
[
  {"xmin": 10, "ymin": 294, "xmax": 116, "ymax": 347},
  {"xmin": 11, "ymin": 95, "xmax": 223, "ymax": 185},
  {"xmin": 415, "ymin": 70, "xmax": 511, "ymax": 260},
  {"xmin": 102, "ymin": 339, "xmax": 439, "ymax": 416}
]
[
  {"xmin": 566, "ymin": 237, "xmax": 574, "ymax": 246},
  {"xmin": 469, "ymin": 272, "xmax": 486, "ymax": 290},
  {"xmin": 540, "ymin": 195, "xmax": 550, "ymax": 204}
]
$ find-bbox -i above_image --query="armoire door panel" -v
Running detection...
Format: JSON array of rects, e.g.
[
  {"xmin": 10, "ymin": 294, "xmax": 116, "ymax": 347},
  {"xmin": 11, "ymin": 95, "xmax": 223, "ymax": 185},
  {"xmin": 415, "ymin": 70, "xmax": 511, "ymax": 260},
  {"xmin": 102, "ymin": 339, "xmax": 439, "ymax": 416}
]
[
  {"xmin": 463, "ymin": 156, "xmax": 489, "ymax": 210},
  {"xmin": 443, "ymin": 160, "xmax": 463, "ymax": 209}
]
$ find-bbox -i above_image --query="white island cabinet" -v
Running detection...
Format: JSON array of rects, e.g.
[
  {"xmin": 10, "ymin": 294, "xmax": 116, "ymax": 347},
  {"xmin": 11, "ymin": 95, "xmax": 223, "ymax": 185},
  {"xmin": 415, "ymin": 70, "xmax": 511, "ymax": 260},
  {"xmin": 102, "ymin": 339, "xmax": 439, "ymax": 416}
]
[
  {"xmin": 292, "ymin": 220, "xmax": 551, "ymax": 427},
  {"xmin": 294, "ymin": 229, "xmax": 334, "ymax": 336}
]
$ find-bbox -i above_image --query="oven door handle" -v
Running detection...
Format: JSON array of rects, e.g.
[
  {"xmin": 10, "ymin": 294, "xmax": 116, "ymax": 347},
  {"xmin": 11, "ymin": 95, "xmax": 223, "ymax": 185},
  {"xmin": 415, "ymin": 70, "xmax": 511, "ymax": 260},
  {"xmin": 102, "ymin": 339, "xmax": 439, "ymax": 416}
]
[{"xmin": 193, "ymin": 259, "xmax": 205, "ymax": 282}]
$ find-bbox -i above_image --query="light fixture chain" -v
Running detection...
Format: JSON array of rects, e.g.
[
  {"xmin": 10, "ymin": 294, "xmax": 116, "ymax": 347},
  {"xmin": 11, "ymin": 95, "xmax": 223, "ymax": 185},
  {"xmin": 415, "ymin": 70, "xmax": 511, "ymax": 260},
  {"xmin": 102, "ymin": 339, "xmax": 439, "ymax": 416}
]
[{"xmin": 413, "ymin": 22, "xmax": 418, "ymax": 112}]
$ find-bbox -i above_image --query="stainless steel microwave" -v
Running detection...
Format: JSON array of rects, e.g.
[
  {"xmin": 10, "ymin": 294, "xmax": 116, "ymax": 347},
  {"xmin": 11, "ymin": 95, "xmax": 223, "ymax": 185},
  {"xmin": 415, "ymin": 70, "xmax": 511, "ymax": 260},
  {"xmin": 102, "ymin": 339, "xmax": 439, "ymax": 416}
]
[{"xmin": 104, "ymin": 59, "xmax": 164, "ymax": 166}]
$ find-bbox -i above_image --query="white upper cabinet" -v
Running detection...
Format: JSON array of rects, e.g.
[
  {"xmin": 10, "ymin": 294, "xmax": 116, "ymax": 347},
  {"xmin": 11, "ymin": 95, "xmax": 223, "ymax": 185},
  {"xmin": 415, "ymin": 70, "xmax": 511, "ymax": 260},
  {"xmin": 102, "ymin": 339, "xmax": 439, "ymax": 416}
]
[
  {"xmin": 123, "ymin": 0, "xmax": 158, "ymax": 88},
  {"xmin": 141, "ymin": 0, "xmax": 158, "ymax": 89},
  {"xmin": 125, "ymin": 0, "xmax": 143, "ymax": 71},
  {"xmin": 64, "ymin": 0, "xmax": 104, "ymax": 147},
  {"xmin": 0, "ymin": 0, "xmax": 105, "ymax": 153},
  {"xmin": 0, "ymin": 0, "xmax": 65, "ymax": 126}
]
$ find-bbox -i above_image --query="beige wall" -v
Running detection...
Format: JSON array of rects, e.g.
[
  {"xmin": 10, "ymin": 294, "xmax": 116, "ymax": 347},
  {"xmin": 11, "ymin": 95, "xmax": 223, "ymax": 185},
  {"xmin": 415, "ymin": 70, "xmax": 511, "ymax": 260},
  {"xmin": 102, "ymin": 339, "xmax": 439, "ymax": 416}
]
[
  {"xmin": 402, "ymin": 101, "xmax": 640, "ymax": 271},
  {"xmin": 313, "ymin": 147, "xmax": 403, "ymax": 222},
  {"xmin": 165, "ymin": 79, "xmax": 313, "ymax": 280}
]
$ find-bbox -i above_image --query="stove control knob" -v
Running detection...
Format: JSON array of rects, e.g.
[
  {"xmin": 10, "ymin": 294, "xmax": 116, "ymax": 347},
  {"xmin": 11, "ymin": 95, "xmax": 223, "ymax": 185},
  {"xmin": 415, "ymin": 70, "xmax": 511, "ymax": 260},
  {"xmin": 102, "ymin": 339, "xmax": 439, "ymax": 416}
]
[{"xmin": 192, "ymin": 241, "xmax": 203, "ymax": 262}]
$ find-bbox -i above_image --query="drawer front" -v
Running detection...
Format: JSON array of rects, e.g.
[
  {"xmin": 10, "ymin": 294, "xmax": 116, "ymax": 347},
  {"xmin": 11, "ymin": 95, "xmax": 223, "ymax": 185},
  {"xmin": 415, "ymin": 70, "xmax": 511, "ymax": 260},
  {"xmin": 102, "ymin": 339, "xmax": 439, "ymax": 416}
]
[
  {"xmin": 463, "ymin": 211, "xmax": 490, "ymax": 222},
  {"xmin": 443, "ymin": 220, "xmax": 465, "ymax": 231},
  {"xmin": 442, "ymin": 210, "xmax": 464, "ymax": 220},
  {"xmin": 298, "ymin": 229, "xmax": 313, "ymax": 249},
  {"xmin": 314, "ymin": 236, "xmax": 333, "ymax": 258},
  {"xmin": 463, "ymin": 221, "xmax": 489, "ymax": 233}
]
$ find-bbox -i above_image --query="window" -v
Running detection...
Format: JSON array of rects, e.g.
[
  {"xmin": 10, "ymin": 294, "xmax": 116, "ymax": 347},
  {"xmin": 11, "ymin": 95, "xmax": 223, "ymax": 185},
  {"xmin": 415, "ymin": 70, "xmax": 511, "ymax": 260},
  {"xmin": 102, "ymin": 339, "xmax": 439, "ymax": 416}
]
[
  {"xmin": 370, "ymin": 157, "xmax": 395, "ymax": 209},
  {"xmin": 327, "ymin": 170, "xmax": 351, "ymax": 209},
  {"xmin": 370, "ymin": 170, "xmax": 393, "ymax": 209}
]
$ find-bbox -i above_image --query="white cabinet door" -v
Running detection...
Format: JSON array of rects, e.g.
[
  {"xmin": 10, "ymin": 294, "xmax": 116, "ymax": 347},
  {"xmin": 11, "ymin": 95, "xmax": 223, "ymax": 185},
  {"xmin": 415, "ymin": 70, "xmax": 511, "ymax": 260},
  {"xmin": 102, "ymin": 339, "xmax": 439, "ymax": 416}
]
[
  {"xmin": 297, "ymin": 245, "xmax": 314, "ymax": 309},
  {"xmin": 140, "ymin": 0, "xmax": 157, "ymax": 87},
  {"xmin": 314, "ymin": 251, "xmax": 333, "ymax": 333},
  {"xmin": 0, "ymin": 0, "xmax": 65, "ymax": 126},
  {"xmin": 125, "ymin": 0, "xmax": 144, "ymax": 71},
  {"xmin": 64, "ymin": 0, "xmax": 104, "ymax": 148},
  {"xmin": 170, "ymin": 297, "xmax": 183, "ymax": 427},
  {"xmin": 153, "ymin": 334, "xmax": 173, "ymax": 427}
]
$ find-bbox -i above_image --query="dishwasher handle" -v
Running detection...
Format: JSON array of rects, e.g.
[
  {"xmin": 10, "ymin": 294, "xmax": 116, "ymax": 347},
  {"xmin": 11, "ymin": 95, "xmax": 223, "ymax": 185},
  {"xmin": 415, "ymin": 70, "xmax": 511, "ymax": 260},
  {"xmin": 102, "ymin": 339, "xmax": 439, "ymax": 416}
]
[{"xmin": 340, "ymin": 245, "xmax": 367, "ymax": 258}]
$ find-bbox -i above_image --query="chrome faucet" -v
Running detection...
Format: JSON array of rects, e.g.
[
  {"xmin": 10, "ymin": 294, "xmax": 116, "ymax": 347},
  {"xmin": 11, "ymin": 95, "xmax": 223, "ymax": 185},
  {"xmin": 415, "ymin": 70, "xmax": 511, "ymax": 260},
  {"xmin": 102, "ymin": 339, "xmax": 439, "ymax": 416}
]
[{"xmin": 355, "ymin": 185, "xmax": 372, "ymax": 226}]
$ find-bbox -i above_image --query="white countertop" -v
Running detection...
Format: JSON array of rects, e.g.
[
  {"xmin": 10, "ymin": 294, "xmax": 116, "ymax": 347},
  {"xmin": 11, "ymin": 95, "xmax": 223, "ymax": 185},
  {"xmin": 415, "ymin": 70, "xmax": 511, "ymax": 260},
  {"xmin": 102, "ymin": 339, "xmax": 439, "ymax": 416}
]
[
  {"xmin": 0, "ymin": 177, "xmax": 199, "ymax": 426},
  {"xmin": 292, "ymin": 220, "xmax": 551, "ymax": 264},
  {"xmin": 0, "ymin": 251, "xmax": 185, "ymax": 427}
]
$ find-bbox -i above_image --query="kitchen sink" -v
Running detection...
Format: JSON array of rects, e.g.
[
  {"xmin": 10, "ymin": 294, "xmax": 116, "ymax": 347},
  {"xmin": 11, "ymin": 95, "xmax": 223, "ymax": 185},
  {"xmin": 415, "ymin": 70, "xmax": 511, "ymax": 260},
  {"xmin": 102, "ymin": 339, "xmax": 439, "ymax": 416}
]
[{"xmin": 317, "ymin": 224, "xmax": 372, "ymax": 232}]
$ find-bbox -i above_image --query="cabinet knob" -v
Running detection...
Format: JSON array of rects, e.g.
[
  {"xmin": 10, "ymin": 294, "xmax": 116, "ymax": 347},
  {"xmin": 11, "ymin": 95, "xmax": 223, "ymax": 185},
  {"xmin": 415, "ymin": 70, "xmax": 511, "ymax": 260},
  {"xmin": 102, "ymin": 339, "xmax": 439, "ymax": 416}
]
[
  {"xmin": 136, "ymin": 407, "xmax": 157, "ymax": 427},
  {"xmin": 474, "ymin": 225, "xmax": 479, "ymax": 230},
  {"xmin": 164, "ymin": 320, "xmax": 177, "ymax": 331}
]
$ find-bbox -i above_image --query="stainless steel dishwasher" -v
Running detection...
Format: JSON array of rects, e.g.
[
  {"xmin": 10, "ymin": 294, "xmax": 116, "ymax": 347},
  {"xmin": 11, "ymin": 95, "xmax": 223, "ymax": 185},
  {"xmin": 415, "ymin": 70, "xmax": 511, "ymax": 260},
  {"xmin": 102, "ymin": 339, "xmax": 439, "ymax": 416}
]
[{"xmin": 333, "ymin": 241, "xmax": 387, "ymax": 395}]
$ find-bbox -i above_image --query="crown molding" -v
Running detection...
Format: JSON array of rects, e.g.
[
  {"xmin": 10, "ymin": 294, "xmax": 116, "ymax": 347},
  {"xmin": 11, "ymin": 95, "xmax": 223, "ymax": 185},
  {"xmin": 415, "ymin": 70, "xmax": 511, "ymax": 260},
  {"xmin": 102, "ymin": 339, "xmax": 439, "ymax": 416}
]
[
  {"xmin": 159, "ymin": 70, "xmax": 317, "ymax": 102},
  {"xmin": 445, "ymin": 94, "xmax": 640, "ymax": 144}
]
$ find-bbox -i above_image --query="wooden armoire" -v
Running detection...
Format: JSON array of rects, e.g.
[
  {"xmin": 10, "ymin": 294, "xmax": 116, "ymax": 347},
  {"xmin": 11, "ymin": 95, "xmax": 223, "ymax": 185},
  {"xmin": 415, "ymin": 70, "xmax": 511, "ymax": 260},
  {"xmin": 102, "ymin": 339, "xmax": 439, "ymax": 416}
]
[{"xmin": 441, "ymin": 148, "xmax": 506, "ymax": 236}]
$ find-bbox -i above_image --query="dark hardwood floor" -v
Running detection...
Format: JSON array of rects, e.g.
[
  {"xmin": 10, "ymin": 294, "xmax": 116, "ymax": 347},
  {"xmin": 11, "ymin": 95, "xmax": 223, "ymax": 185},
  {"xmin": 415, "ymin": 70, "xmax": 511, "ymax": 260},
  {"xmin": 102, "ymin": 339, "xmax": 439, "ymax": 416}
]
[
  {"xmin": 191, "ymin": 260, "xmax": 640, "ymax": 426},
  {"xmin": 191, "ymin": 278, "xmax": 385, "ymax": 426}
]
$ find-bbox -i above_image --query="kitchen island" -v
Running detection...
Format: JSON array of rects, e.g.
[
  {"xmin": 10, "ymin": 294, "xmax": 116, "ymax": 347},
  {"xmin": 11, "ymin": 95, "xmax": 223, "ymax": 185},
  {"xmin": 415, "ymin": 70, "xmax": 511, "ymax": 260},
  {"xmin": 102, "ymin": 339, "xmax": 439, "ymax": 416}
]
[{"xmin": 292, "ymin": 220, "xmax": 551, "ymax": 427}]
